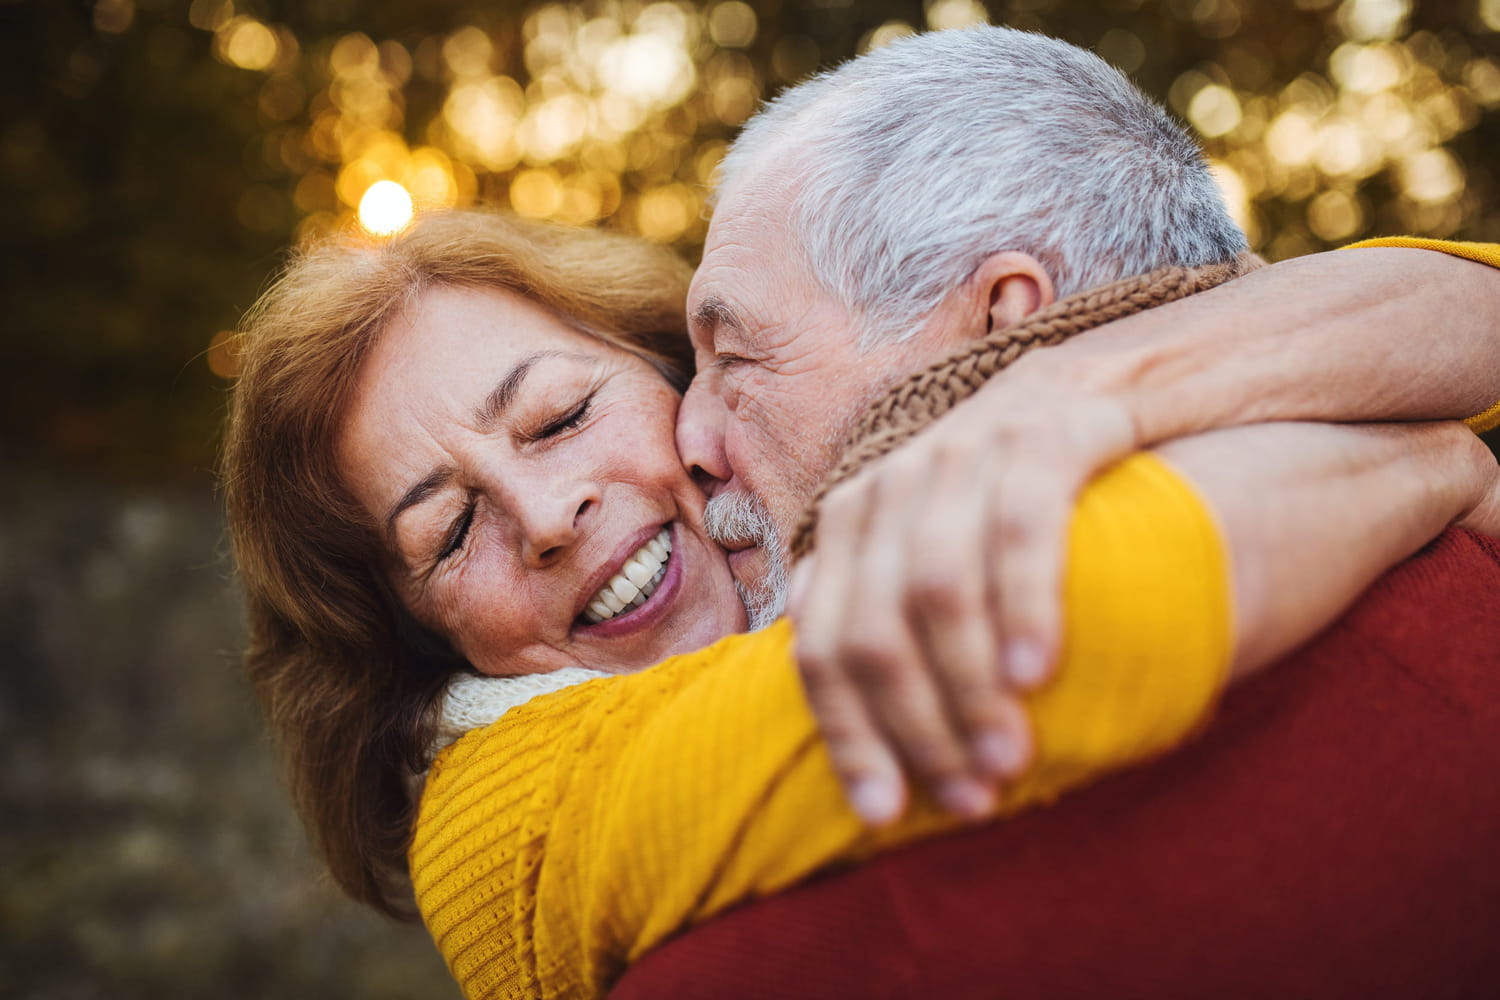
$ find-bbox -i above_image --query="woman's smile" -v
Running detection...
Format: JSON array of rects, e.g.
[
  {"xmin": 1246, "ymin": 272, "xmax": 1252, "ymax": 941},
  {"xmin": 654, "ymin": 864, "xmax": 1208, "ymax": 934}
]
[
  {"xmin": 336, "ymin": 283, "xmax": 747, "ymax": 676},
  {"xmin": 573, "ymin": 522, "xmax": 681, "ymax": 634}
]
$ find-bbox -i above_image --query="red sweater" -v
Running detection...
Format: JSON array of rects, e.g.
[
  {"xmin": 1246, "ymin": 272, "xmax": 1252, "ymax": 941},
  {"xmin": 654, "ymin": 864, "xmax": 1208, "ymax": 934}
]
[{"xmin": 612, "ymin": 528, "xmax": 1500, "ymax": 1000}]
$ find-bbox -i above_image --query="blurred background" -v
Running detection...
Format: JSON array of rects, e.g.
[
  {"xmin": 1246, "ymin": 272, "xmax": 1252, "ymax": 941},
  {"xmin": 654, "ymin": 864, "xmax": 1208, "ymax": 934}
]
[{"xmin": 2, "ymin": 0, "xmax": 1497, "ymax": 996}]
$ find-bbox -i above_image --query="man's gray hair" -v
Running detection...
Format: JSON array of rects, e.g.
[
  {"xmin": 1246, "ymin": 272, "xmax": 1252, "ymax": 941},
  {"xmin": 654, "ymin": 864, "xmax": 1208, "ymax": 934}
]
[{"xmin": 715, "ymin": 26, "xmax": 1248, "ymax": 347}]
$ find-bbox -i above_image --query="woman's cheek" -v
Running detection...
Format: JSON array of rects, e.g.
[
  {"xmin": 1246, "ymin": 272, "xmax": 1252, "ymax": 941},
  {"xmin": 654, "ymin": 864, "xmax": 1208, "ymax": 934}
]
[
  {"xmin": 428, "ymin": 547, "xmax": 503, "ymax": 651},
  {"xmin": 595, "ymin": 421, "xmax": 682, "ymax": 483}
]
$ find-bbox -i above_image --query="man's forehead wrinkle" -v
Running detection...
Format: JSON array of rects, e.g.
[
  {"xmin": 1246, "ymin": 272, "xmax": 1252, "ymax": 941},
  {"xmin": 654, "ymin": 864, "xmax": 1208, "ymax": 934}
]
[{"xmin": 709, "ymin": 166, "xmax": 803, "ymax": 247}]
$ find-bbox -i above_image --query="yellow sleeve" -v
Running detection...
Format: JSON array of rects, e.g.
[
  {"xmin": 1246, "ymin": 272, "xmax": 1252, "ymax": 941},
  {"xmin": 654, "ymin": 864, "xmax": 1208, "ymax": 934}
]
[
  {"xmin": 411, "ymin": 453, "xmax": 1232, "ymax": 1000},
  {"xmin": 1341, "ymin": 237, "xmax": 1500, "ymax": 433}
]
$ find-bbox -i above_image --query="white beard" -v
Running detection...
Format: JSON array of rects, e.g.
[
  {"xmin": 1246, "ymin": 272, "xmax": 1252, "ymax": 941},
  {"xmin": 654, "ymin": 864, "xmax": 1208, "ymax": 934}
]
[{"xmin": 702, "ymin": 488, "xmax": 789, "ymax": 631}]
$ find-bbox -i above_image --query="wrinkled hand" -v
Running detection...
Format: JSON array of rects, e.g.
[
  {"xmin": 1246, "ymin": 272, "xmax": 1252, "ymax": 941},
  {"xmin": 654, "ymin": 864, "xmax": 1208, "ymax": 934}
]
[{"xmin": 787, "ymin": 361, "xmax": 1141, "ymax": 825}]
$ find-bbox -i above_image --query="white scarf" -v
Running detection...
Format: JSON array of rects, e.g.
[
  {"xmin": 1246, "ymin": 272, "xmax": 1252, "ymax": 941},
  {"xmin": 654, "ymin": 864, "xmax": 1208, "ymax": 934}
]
[{"xmin": 429, "ymin": 667, "xmax": 611, "ymax": 756}]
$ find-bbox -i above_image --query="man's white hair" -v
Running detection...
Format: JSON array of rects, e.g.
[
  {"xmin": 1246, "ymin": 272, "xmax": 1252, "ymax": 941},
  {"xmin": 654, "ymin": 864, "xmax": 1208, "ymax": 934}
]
[{"xmin": 715, "ymin": 26, "xmax": 1248, "ymax": 347}]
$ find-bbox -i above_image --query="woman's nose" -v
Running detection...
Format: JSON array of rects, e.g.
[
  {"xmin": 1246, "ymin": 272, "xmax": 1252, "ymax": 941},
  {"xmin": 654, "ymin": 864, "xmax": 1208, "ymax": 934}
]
[{"xmin": 514, "ymin": 485, "xmax": 597, "ymax": 569}]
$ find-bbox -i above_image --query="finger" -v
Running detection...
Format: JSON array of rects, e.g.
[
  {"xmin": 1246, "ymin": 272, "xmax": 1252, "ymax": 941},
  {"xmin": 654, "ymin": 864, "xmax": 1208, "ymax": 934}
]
[
  {"xmin": 795, "ymin": 646, "xmax": 909, "ymax": 825},
  {"xmin": 983, "ymin": 444, "xmax": 1079, "ymax": 689},
  {"xmin": 851, "ymin": 625, "xmax": 995, "ymax": 819},
  {"xmin": 888, "ymin": 451, "xmax": 1020, "ymax": 781},
  {"xmin": 915, "ymin": 606, "xmax": 1027, "ymax": 779},
  {"xmin": 844, "ymin": 462, "xmax": 995, "ymax": 816},
  {"xmin": 786, "ymin": 555, "xmax": 815, "ymax": 618},
  {"xmin": 792, "ymin": 475, "xmax": 912, "ymax": 824},
  {"xmin": 988, "ymin": 693, "xmax": 1035, "ymax": 779}
]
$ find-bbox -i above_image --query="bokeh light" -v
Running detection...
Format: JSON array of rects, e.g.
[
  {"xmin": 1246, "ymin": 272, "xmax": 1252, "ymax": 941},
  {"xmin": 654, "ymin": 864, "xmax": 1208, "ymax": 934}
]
[
  {"xmin": 7, "ymin": 5, "xmax": 1500, "ymax": 999},
  {"xmin": 358, "ymin": 180, "xmax": 415, "ymax": 235},
  {"xmin": 75, "ymin": 0, "xmax": 1489, "ymax": 399},
  {"xmin": 708, "ymin": 2, "xmax": 759, "ymax": 48},
  {"xmin": 926, "ymin": 0, "xmax": 990, "ymax": 31},
  {"xmin": 1189, "ymin": 84, "xmax": 1243, "ymax": 137},
  {"xmin": 173, "ymin": 0, "xmax": 1498, "ymax": 288},
  {"xmin": 216, "ymin": 17, "xmax": 279, "ymax": 72}
]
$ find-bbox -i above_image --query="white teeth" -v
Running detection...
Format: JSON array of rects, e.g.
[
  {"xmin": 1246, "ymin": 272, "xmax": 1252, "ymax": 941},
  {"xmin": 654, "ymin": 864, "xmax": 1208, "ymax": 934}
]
[
  {"xmin": 581, "ymin": 527, "xmax": 672, "ymax": 625},
  {"xmin": 624, "ymin": 560, "xmax": 653, "ymax": 588}
]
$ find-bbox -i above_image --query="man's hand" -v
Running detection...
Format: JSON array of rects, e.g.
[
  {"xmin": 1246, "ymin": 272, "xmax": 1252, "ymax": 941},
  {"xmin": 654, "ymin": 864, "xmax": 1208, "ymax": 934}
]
[
  {"xmin": 787, "ymin": 370, "xmax": 1139, "ymax": 824},
  {"xmin": 792, "ymin": 415, "xmax": 1497, "ymax": 828}
]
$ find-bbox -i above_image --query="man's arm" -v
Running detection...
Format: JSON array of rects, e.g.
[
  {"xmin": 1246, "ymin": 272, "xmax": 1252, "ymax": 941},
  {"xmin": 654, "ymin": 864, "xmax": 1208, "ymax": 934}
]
[
  {"xmin": 789, "ymin": 243, "xmax": 1500, "ymax": 822},
  {"xmin": 965, "ymin": 244, "xmax": 1500, "ymax": 692},
  {"xmin": 1039, "ymin": 245, "xmax": 1500, "ymax": 438},
  {"xmin": 940, "ymin": 244, "xmax": 1500, "ymax": 691},
  {"xmin": 797, "ymin": 419, "xmax": 1499, "ymax": 823},
  {"xmin": 1154, "ymin": 421, "xmax": 1498, "ymax": 678}
]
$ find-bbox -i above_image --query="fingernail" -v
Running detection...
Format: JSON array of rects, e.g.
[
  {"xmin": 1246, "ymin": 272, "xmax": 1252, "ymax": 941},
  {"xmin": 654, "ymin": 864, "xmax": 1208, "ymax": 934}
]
[
  {"xmin": 974, "ymin": 729, "xmax": 1024, "ymax": 777},
  {"xmin": 937, "ymin": 777, "xmax": 995, "ymax": 819},
  {"xmin": 1007, "ymin": 639, "xmax": 1050, "ymax": 688},
  {"xmin": 850, "ymin": 777, "xmax": 902, "ymax": 825}
]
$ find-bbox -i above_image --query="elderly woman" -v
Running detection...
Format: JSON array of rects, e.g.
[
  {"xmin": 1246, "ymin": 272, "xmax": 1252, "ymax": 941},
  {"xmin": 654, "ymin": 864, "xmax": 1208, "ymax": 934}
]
[{"xmin": 222, "ymin": 209, "xmax": 1500, "ymax": 999}]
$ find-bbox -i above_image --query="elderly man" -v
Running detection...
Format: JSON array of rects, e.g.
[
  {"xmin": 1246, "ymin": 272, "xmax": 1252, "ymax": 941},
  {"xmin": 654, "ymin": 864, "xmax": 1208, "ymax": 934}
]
[
  {"xmin": 413, "ymin": 27, "xmax": 1500, "ymax": 999},
  {"xmin": 606, "ymin": 27, "xmax": 1500, "ymax": 996},
  {"xmin": 674, "ymin": 26, "xmax": 1500, "ymax": 822}
]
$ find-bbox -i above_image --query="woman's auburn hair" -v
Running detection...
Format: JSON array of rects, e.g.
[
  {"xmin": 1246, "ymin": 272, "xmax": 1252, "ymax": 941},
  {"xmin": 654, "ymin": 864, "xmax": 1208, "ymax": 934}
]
[{"xmin": 221, "ymin": 209, "xmax": 695, "ymax": 918}]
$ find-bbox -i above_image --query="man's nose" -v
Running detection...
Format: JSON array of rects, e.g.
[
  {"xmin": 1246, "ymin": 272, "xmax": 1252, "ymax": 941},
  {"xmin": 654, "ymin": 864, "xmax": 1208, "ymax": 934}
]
[{"xmin": 677, "ymin": 376, "xmax": 732, "ymax": 491}]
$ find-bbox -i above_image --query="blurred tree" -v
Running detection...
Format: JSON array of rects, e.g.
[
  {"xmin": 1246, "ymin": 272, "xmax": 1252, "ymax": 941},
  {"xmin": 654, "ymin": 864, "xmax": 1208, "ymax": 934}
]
[
  {"xmin": 2, "ymin": 3, "xmax": 1497, "ymax": 997},
  {"xmin": 3, "ymin": 0, "xmax": 1497, "ymax": 481}
]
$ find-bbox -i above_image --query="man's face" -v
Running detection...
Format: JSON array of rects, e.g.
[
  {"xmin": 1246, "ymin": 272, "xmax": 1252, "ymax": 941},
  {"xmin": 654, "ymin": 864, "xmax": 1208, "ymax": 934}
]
[{"xmin": 676, "ymin": 179, "xmax": 933, "ymax": 617}]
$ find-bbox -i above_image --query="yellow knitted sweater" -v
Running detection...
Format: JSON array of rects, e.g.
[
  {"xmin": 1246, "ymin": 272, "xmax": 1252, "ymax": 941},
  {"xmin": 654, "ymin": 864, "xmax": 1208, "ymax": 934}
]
[
  {"xmin": 411, "ymin": 238, "xmax": 1500, "ymax": 1000},
  {"xmin": 412, "ymin": 455, "xmax": 1232, "ymax": 1000}
]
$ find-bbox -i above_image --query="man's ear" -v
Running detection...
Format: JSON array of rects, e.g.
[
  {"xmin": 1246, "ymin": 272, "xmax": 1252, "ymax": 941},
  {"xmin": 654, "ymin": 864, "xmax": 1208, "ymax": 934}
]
[{"xmin": 972, "ymin": 251, "xmax": 1056, "ymax": 334}]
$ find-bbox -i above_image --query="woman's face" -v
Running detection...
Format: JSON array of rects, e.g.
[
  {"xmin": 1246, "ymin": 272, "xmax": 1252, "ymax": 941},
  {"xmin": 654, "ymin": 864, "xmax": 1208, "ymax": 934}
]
[{"xmin": 337, "ymin": 283, "xmax": 748, "ymax": 676}]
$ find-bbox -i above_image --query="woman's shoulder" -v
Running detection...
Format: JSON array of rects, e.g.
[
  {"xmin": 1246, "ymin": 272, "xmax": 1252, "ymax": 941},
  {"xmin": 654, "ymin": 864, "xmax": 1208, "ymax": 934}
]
[{"xmin": 423, "ymin": 621, "xmax": 800, "ymax": 789}]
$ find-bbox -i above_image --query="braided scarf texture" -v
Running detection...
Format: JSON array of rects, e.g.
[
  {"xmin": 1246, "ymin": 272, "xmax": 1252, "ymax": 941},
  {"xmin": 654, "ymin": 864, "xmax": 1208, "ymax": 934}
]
[{"xmin": 790, "ymin": 253, "xmax": 1264, "ymax": 558}]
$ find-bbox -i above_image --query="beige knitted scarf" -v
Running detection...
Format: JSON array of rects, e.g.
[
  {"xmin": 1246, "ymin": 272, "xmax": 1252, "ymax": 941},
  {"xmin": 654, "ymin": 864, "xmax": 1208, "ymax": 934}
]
[{"xmin": 790, "ymin": 253, "xmax": 1264, "ymax": 558}]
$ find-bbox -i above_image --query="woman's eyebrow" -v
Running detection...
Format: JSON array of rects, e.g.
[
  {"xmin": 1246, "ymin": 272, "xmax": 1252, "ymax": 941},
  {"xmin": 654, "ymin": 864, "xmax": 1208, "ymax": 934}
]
[
  {"xmin": 385, "ymin": 467, "xmax": 452, "ymax": 543},
  {"xmin": 384, "ymin": 349, "xmax": 554, "ymax": 542},
  {"xmin": 474, "ymin": 350, "xmax": 564, "ymax": 429}
]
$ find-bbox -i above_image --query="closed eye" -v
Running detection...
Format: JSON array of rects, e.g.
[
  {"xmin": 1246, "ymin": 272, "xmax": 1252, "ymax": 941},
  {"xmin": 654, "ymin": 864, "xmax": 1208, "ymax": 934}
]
[
  {"xmin": 438, "ymin": 500, "xmax": 476, "ymax": 562},
  {"xmin": 532, "ymin": 393, "xmax": 594, "ymax": 441}
]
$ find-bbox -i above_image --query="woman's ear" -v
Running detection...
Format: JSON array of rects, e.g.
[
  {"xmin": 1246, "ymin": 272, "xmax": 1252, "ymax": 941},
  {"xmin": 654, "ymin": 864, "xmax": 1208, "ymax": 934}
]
[{"xmin": 972, "ymin": 251, "xmax": 1056, "ymax": 333}]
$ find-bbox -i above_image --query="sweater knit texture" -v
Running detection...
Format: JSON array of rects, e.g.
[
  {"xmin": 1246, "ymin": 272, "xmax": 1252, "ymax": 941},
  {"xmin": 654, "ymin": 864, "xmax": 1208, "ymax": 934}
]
[
  {"xmin": 412, "ymin": 454, "xmax": 1231, "ymax": 1000},
  {"xmin": 411, "ymin": 238, "xmax": 1500, "ymax": 1000}
]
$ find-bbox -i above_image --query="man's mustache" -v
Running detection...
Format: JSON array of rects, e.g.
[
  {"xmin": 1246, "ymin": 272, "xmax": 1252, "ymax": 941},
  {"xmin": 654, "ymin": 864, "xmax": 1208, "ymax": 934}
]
[
  {"xmin": 703, "ymin": 488, "xmax": 789, "ymax": 630},
  {"xmin": 703, "ymin": 489, "xmax": 778, "ymax": 550}
]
